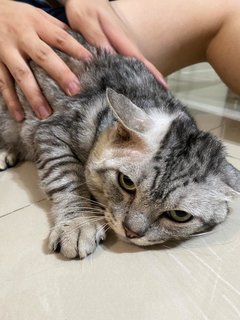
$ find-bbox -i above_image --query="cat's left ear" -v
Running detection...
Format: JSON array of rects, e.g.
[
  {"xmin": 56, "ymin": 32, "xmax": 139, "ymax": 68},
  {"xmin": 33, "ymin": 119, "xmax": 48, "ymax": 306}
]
[
  {"xmin": 221, "ymin": 160, "xmax": 240, "ymax": 193},
  {"xmin": 106, "ymin": 88, "xmax": 153, "ymax": 134}
]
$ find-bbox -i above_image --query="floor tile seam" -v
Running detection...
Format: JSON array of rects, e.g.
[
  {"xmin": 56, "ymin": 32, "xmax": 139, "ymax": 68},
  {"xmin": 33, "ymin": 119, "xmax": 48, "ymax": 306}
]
[
  {"xmin": 0, "ymin": 198, "xmax": 47, "ymax": 220},
  {"xmin": 226, "ymin": 151, "xmax": 240, "ymax": 158},
  {"xmin": 224, "ymin": 140, "xmax": 240, "ymax": 148},
  {"xmin": 226, "ymin": 153, "xmax": 240, "ymax": 160},
  {"xmin": 209, "ymin": 125, "xmax": 223, "ymax": 132},
  {"xmin": 227, "ymin": 155, "xmax": 240, "ymax": 161}
]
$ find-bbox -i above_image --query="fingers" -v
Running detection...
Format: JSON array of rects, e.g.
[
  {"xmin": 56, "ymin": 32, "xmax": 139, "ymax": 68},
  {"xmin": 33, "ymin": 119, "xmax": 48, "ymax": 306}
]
[
  {"xmin": 66, "ymin": 5, "xmax": 115, "ymax": 52},
  {"xmin": 74, "ymin": 16, "xmax": 114, "ymax": 52},
  {"xmin": 0, "ymin": 0, "xmax": 167, "ymax": 124},
  {"xmin": 0, "ymin": 62, "xmax": 24, "ymax": 121},
  {"xmin": 37, "ymin": 25, "xmax": 92, "ymax": 61},
  {"xmin": 1, "ymin": 29, "xmax": 84, "ymax": 121},
  {"xmin": 0, "ymin": 1, "xmax": 86, "ymax": 121},
  {"xmin": 37, "ymin": 8, "xmax": 68, "ymax": 30},
  {"xmin": 1, "ymin": 48, "xmax": 52, "ymax": 119},
  {"xmin": 0, "ymin": 0, "xmax": 97, "ymax": 121},
  {"xmin": 66, "ymin": 1, "xmax": 167, "ymax": 88},
  {"xmin": 23, "ymin": 34, "xmax": 81, "ymax": 96},
  {"xmin": 99, "ymin": 12, "xmax": 168, "ymax": 88},
  {"xmin": 38, "ymin": 9, "xmax": 94, "ymax": 60},
  {"xmin": 142, "ymin": 59, "xmax": 169, "ymax": 89}
]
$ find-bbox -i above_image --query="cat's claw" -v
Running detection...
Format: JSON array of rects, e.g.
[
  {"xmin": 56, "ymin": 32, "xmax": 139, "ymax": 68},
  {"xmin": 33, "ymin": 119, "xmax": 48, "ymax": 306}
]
[
  {"xmin": 0, "ymin": 150, "xmax": 17, "ymax": 171},
  {"xmin": 49, "ymin": 219, "xmax": 106, "ymax": 259}
]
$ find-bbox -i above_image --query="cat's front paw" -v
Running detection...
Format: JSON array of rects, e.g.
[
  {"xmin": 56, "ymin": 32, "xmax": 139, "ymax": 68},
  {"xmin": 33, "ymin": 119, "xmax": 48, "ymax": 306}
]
[
  {"xmin": 0, "ymin": 150, "xmax": 17, "ymax": 171},
  {"xmin": 48, "ymin": 218, "xmax": 106, "ymax": 259}
]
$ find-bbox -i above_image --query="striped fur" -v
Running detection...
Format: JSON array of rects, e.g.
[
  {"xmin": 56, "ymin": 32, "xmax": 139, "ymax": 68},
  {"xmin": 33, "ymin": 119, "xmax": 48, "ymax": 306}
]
[{"xmin": 0, "ymin": 31, "xmax": 239, "ymax": 258}]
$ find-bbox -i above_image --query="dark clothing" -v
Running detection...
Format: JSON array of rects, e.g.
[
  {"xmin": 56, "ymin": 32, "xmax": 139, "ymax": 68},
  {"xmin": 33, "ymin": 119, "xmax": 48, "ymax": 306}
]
[
  {"xmin": 16, "ymin": 0, "xmax": 115, "ymax": 24},
  {"xmin": 16, "ymin": 0, "xmax": 68, "ymax": 24}
]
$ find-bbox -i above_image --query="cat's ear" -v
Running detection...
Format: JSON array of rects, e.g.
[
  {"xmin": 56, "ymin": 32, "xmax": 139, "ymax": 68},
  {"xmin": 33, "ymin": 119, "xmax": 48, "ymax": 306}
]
[
  {"xmin": 106, "ymin": 88, "xmax": 153, "ymax": 134},
  {"xmin": 221, "ymin": 160, "xmax": 240, "ymax": 193}
]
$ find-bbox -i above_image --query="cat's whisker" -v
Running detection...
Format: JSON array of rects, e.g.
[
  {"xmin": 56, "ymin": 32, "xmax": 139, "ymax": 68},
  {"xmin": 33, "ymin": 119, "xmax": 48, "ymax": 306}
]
[
  {"xmin": 96, "ymin": 223, "xmax": 110, "ymax": 237},
  {"xmin": 191, "ymin": 229, "xmax": 215, "ymax": 238},
  {"xmin": 64, "ymin": 212, "xmax": 105, "ymax": 219},
  {"xmin": 61, "ymin": 205, "xmax": 105, "ymax": 213},
  {"xmin": 58, "ymin": 217, "xmax": 109, "ymax": 248},
  {"xmin": 50, "ymin": 215, "xmax": 104, "ymax": 231},
  {"xmin": 63, "ymin": 206, "xmax": 105, "ymax": 214},
  {"xmin": 70, "ymin": 180, "xmax": 87, "ymax": 188},
  {"xmin": 72, "ymin": 194, "xmax": 106, "ymax": 208},
  {"xmin": 59, "ymin": 216, "xmax": 104, "ymax": 227},
  {"xmin": 66, "ymin": 202, "xmax": 105, "ymax": 211},
  {"xmin": 58, "ymin": 195, "xmax": 105, "ymax": 210},
  {"xmin": 104, "ymin": 226, "xmax": 111, "ymax": 233},
  {"xmin": 56, "ymin": 218, "xmax": 106, "ymax": 248},
  {"xmin": 71, "ymin": 199, "xmax": 102, "ymax": 207},
  {"xmin": 59, "ymin": 217, "xmax": 105, "ymax": 233}
]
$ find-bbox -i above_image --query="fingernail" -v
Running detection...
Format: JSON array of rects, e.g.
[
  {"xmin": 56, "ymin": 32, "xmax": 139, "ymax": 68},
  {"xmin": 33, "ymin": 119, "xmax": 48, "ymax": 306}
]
[
  {"xmin": 15, "ymin": 111, "xmax": 24, "ymax": 122},
  {"xmin": 157, "ymin": 75, "xmax": 169, "ymax": 89},
  {"xmin": 104, "ymin": 45, "xmax": 115, "ymax": 54},
  {"xmin": 84, "ymin": 54, "xmax": 93, "ymax": 62},
  {"xmin": 37, "ymin": 105, "xmax": 52, "ymax": 119},
  {"xmin": 67, "ymin": 80, "xmax": 80, "ymax": 96}
]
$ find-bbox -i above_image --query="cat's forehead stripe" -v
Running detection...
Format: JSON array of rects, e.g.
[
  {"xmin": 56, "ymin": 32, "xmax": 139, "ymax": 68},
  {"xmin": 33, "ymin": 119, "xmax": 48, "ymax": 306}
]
[{"xmin": 149, "ymin": 119, "xmax": 225, "ymax": 202}]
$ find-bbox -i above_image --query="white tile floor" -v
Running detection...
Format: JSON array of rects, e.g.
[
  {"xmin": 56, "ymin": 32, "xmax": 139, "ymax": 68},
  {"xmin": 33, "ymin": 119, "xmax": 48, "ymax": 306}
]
[{"xmin": 1, "ymin": 64, "xmax": 240, "ymax": 320}]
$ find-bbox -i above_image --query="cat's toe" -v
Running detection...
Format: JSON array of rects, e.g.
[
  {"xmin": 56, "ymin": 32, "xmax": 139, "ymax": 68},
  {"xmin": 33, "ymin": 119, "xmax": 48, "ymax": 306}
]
[
  {"xmin": 0, "ymin": 150, "xmax": 17, "ymax": 171},
  {"xmin": 48, "ymin": 225, "xmax": 79, "ymax": 259},
  {"xmin": 48, "ymin": 220, "xmax": 106, "ymax": 259},
  {"xmin": 78, "ymin": 222, "xmax": 106, "ymax": 259}
]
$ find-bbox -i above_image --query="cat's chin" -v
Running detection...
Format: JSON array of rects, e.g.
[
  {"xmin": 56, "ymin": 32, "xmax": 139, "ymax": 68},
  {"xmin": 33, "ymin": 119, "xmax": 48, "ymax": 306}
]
[
  {"xmin": 116, "ymin": 234, "xmax": 165, "ymax": 247},
  {"xmin": 130, "ymin": 237, "xmax": 165, "ymax": 247},
  {"xmin": 117, "ymin": 234, "xmax": 134, "ymax": 245}
]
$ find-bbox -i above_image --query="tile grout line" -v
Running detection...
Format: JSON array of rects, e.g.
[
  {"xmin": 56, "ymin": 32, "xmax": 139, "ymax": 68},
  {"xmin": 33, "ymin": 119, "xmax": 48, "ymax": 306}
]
[
  {"xmin": 227, "ymin": 155, "xmax": 240, "ymax": 161},
  {"xmin": 209, "ymin": 124, "xmax": 223, "ymax": 132},
  {"xmin": 0, "ymin": 198, "xmax": 47, "ymax": 219}
]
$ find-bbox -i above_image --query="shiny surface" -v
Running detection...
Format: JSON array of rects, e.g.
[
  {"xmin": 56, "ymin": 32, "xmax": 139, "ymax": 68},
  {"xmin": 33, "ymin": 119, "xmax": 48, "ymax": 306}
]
[{"xmin": 1, "ymin": 63, "xmax": 240, "ymax": 320}]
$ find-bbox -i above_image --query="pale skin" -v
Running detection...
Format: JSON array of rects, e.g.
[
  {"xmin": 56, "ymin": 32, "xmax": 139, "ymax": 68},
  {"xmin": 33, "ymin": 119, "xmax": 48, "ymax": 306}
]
[
  {"xmin": 113, "ymin": 0, "xmax": 240, "ymax": 92},
  {"xmin": 0, "ymin": 0, "xmax": 240, "ymax": 122}
]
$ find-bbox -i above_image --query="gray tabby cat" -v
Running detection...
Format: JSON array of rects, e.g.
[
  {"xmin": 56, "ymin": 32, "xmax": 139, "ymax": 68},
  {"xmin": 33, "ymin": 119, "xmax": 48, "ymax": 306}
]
[{"xmin": 0, "ymin": 31, "xmax": 239, "ymax": 259}]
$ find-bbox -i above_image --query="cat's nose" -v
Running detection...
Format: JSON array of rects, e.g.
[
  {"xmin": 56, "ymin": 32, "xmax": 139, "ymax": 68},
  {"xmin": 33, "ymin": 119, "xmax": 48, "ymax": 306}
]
[{"xmin": 123, "ymin": 223, "xmax": 141, "ymax": 239}]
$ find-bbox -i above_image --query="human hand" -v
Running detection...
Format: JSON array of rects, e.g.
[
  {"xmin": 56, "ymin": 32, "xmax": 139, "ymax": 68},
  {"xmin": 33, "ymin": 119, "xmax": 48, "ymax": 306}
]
[
  {"xmin": 0, "ymin": 0, "xmax": 92, "ymax": 121},
  {"xmin": 64, "ymin": 0, "xmax": 168, "ymax": 88}
]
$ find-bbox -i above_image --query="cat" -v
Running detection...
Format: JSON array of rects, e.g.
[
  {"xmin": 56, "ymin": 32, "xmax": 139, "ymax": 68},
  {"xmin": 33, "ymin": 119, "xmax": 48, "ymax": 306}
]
[{"xmin": 0, "ymin": 31, "xmax": 239, "ymax": 259}]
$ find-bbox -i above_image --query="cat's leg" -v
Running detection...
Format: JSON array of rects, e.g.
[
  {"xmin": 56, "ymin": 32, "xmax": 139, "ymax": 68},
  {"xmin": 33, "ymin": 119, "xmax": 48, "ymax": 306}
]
[{"xmin": 35, "ymin": 127, "xmax": 106, "ymax": 259}]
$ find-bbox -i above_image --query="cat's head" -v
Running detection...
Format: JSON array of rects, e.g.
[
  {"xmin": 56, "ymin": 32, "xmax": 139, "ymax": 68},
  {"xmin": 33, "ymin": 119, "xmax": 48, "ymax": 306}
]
[{"xmin": 86, "ymin": 88, "xmax": 240, "ymax": 245}]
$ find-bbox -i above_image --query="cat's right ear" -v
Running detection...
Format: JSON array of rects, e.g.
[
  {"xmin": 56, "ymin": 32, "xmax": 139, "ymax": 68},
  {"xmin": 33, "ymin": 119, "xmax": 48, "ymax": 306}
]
[{"xmin": 106, "ymin": 88, "xmax": 153, "ymax": 134}]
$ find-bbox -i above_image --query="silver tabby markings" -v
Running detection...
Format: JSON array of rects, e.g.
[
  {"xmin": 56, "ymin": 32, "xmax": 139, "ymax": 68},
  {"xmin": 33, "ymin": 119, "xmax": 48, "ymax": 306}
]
[{"xmin": 0, "ymin": 30, "xmax": 239, "ymax": 259}]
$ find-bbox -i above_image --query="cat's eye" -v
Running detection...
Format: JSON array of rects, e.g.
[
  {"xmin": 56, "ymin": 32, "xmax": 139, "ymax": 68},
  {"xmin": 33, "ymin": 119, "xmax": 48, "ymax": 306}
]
[
  {"xmin": 167, "ymin": 210, "xmax": 193, "ymax": 223},
  {"xmin": 118, "ymin": 173, "xmax": 136, "ymax": 193}
]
